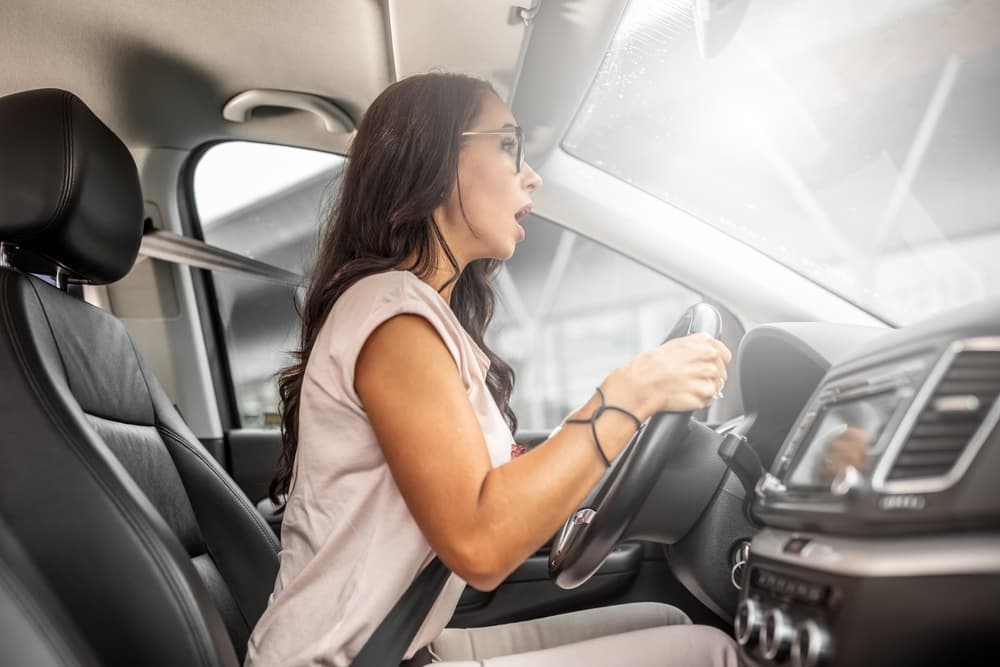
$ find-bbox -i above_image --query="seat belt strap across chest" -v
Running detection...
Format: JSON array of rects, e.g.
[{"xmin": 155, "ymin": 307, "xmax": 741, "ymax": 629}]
[{"xmin": 351, "ymin": 557, "xmax": 451, "ymax": 667}]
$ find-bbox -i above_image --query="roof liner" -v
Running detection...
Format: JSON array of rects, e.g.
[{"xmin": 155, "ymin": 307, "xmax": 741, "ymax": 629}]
[{"xmin": 1, "ymin": 0, "xmax": 528, "ymax": 152}]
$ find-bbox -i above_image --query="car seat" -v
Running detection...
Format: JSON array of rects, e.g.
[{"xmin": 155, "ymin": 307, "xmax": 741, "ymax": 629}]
[{"xmin": 0, "ymin": 88, "xmax": 279, "ymax": 666}]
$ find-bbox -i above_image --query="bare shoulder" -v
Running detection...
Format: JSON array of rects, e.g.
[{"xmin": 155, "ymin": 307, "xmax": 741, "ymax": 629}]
[{"xmin": 355, "ymin": 313, "xmax": 461, "ymax": 398}]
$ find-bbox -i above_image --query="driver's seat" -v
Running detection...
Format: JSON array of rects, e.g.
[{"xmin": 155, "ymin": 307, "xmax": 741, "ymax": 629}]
[{"xmin": 0, "ymin": 88, "xmax": 278, "ymax": 665}]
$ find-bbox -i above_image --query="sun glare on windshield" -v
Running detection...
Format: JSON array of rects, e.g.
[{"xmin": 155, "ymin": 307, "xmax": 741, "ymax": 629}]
[{"xmin": 565, "ymin": 0, "xmax": 999, "ymax": 324}]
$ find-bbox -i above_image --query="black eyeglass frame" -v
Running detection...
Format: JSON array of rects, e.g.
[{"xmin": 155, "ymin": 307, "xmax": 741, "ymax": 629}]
[{"xmin": 460, "ymin": 126, "xmax": 524, "ymax": 173}]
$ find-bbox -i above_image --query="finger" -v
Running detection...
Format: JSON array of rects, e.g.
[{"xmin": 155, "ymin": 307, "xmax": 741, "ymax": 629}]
[
  {"xmin": 700, "ymin": 339, "xmax": 722, "ymax": 363},
  {"xmin": 714, "ymin": 377, "xmax": 726, "ymax": 401},
  {"xmin": 701, "ymin": 378, "xmax": 717, "ymax": 403},
  {"xmin": 716, "ymin": 357, "xmax": 728, "ymax": 384},
  {"xmin": 696, "ymin": 337, "xmax": 730, "ymax": 366},
  {"xmin": 702, "ymin": 354, "xmax": 726, "ymax": 388},
  {"xmin": 714, "ymin": 340, "xmax": 733, "ymax": 365},
  {"xmin": 700, "ymin": 360, "xmax": 721, "ymax": 382},
  {"xmin": 690, "ymin": 333, "xmax": 719, "ymax": 354}
]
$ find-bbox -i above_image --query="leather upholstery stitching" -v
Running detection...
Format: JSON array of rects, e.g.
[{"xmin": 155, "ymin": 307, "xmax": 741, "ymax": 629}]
[
  {"xmin": 127, "ymin": 325, "xmax": 279, "ymax": 635},
  {"xmin": 157, "ymin": 425, "xmax": 272, "ymax": 633},
  {"xmin": 82, "ymin": 409, "xmax": 154, "ymax": 429},
  {"xmin": 41, "ymin": 91, "xmax": 74, "ymax": 238},
  {"xmin": 158, "ymin": 424, "xmax": 281, "ymax": 553},
  {"xmin": 23, "ymin": 276, "xmax": 72, "ymax": 383},
  {"xmin": 82, "ymin": 412, "xmax": 207, "ymax": 554},
  {"xmin": 121, "ymin": 334, "xmax": 279, "ymax": 554},
  {"xmin": 1, "ymin": 272, "xmax": 218, "ymax": 667}
]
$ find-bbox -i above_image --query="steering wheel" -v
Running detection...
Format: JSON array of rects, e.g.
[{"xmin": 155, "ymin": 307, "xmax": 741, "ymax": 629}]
[{"xmin": 549, "ymin": 303, "xmax": 724, "ymax": 589}]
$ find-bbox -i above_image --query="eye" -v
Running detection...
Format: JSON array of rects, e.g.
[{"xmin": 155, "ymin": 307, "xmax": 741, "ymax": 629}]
[{"xmin": 501, "ymin": 137, "xmax": 517, "ymax": 154}]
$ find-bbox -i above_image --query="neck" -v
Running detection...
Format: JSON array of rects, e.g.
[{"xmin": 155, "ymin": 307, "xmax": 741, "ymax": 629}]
[
  {"xmin": 424, "ymin": 264, "xmax": 461, "ymax": 304},
  {"xmin": 402, "ymin": 250, "xmax": 466, "ymax": 305}
]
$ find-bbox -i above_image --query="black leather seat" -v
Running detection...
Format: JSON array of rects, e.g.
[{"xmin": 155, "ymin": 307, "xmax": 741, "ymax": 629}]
[
  {"xmin": 0, "ymin": 89, "xmax": 280, "ymax": 665},
  {"xmin": 0, "ymin": 516, "xmax": 100, "ymax": 667}
]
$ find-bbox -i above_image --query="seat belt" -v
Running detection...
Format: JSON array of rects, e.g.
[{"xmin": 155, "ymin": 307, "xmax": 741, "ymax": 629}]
[
  {"xmin": 351, "ymin": 557, "xmax": 451, "ymax": 667},
  {"xmin": 139, "ymin": 229, "xmax": 302, "ymax": 285}
]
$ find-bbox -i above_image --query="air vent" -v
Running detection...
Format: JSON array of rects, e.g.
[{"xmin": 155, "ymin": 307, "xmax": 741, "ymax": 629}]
[{"xmin": 888, "ymin": 349, "xmax": 1000, "ymax": 482}]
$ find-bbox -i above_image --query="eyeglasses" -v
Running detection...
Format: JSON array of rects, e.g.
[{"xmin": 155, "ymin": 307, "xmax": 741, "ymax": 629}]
[{"xmin": 461, "ymin": 126, "xmax": 524, "ymax": 173}]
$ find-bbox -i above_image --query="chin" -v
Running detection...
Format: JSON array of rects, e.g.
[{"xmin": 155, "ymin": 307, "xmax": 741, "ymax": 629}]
[
  {"xmin": 490, "ymin": 248, "xmax": 516, "ymax": 262},
  {"xmin": 482, "ymin": 239, "xmax": 518, "ymax": 261}
]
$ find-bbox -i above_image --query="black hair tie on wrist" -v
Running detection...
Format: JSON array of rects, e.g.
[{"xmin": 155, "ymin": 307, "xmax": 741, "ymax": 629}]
[{"xmin": 565, "ymin": 387, "xmax": 643, "ymax": 468}]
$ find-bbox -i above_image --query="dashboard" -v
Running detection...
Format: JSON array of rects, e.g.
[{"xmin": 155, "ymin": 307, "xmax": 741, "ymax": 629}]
[{"xmin": 722, "ymin": 299, "xmax": 1000, "ymax": 666}]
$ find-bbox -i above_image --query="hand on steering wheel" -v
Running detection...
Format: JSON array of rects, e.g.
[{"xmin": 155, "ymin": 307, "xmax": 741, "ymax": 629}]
[{"xmin": 549, "ymin": 303, "xmax": 728, "ymax": 589}]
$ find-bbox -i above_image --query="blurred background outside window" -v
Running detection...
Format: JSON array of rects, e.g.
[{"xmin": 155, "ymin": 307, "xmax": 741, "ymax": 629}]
[{"xmin": 193, "ymin": 142, "xmax": 699, "ymax": 430}]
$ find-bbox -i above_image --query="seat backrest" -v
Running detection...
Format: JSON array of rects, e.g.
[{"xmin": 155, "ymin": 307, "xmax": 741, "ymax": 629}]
[
  {"xmin": 0, "ymin": 88, "xmax": 280, "ymax": 665},
  {"xmin": 0, "ymin": 517, "xmax": 100, "ymax": 667}
]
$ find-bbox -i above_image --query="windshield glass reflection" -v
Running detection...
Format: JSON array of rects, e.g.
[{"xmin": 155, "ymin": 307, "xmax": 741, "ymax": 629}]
[{"xmin": 565, "ymin": 0, "xmax": 1000, "ymax": 324}]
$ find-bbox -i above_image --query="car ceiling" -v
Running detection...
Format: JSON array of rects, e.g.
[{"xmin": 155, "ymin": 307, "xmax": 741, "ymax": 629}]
[{"xmin": 1, "ymin": 0, "xmax": 532, "ymax": 152}]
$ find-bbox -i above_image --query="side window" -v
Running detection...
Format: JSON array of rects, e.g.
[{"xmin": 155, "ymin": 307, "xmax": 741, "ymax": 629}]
[
  {"xmin": 488, "ymin": 216, "xmax": 701, "ymax": 432},
  {"xmin": 192, "ymin": 144, "xmax": 706, "ymax": 432},
  {"xmin": 193, "ymin": 142, "xmax": 345, "ymax": 427}
]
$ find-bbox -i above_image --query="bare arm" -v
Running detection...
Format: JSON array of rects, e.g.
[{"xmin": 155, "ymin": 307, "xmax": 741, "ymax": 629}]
[{"xmin": 355, "ymin": 314, "xmax": 730, "ymax": 591}]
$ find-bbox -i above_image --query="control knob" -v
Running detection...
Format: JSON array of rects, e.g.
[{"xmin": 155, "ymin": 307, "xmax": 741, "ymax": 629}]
[
  {"xmin": 734, "ymin": 598, "xmax": 763, "ymax": 648},
  {"xmin": 762, "ymin": 608, "xmax": 795, "ymax": 662},
  {"xmin": 792, "ymin": 619, "xmax": 832, "ymax": 667}
]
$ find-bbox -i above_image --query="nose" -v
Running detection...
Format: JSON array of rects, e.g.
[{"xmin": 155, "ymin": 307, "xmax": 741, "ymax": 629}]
[{"xmin": 521, "ymin": 162, "xmax": 542, "ymax": 193}]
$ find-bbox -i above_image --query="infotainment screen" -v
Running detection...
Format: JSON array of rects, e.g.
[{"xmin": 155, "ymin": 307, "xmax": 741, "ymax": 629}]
[{"xmin": 785, "ymin": 391, "xmax": 906, "ymax": 491}]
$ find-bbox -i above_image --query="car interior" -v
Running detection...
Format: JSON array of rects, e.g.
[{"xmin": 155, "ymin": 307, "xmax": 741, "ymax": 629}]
[{"xmin": 1, "ymin": 1, "xmax": 998, "ymax": 666}]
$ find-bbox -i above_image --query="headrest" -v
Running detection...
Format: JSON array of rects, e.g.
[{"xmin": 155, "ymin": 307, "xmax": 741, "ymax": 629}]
[{"xmin": 0, "ymin": 89, "xmax": 143, "ymax": 284}]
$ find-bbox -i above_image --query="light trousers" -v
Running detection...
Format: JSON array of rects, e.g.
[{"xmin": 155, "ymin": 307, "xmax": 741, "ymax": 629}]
[{"xmin": 415, "ymin": 602, "xmax": 738, "ymax": 667}]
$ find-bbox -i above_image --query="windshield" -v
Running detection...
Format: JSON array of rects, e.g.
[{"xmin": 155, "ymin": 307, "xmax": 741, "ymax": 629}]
[{"xmin": 564, "ymin": 0, "xmax": 999, "ymax": 325}]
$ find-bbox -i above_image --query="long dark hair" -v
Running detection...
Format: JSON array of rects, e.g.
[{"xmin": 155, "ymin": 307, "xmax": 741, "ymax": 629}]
[{"xmin": 269, "ymin": 73, "xmax": 518, "ymax": 505}]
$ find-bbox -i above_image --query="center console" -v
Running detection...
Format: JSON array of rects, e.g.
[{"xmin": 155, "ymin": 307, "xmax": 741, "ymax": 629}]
[{"xmin": 733, "ymin": 335, "xmax": 1000, "ymax": 666}]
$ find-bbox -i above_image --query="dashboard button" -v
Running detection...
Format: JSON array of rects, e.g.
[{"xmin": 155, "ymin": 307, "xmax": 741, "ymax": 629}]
[
  {"xmin": 805, "ymin": 585, "xmax": 828, "ymax": 604},
  {"xmin": 783, "ymin": 537, "xmax": 811, "ymax": 555},
  {"xmin": 755, "ymin": 570, "xmax": 775, "ymax": 589}
]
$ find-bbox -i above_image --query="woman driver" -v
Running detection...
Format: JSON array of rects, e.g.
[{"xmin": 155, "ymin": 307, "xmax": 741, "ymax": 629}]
[{"xmin": 245, "ymin": 73, "xmax": 737, "ymax": 667}]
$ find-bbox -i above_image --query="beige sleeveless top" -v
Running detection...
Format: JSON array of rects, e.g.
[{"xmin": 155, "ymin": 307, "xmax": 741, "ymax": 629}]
[{"xmin": 245, "ymin": 270, "xmax": 513, "ymax": 667}]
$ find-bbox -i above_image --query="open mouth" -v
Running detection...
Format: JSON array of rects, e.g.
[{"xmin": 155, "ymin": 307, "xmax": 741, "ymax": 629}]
[{"xmin": 514, "ymin": 204, "xmax": 532, "ymax": 222}]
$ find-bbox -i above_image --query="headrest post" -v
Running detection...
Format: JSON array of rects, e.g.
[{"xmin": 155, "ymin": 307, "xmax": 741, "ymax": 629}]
[{"xmin": 55, "ymin": 266, "xmax": 68, "ymax": 291}]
